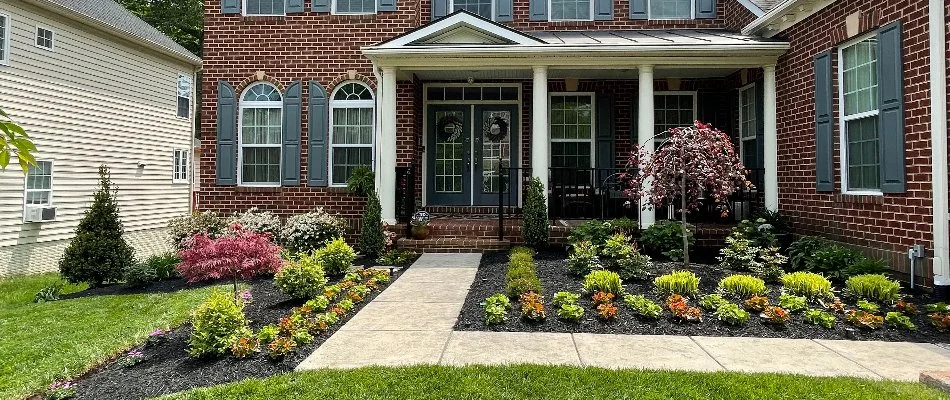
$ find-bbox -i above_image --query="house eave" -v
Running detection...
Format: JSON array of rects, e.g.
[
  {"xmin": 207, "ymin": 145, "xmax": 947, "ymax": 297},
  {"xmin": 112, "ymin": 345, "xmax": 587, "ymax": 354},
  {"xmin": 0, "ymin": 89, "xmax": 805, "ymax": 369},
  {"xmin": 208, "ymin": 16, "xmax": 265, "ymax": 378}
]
[{"xmin": 741, "ymin": 0, "xmax": 838, "ymax": 38}]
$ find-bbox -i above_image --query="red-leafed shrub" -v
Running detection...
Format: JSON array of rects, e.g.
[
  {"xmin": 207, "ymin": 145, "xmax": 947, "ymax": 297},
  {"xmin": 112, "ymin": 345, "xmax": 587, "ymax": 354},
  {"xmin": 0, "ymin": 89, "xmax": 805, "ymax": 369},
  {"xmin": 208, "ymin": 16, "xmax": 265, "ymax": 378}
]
[{"xmin": 177, "ymin": 223, "xmax": 283, "ymax": 294}]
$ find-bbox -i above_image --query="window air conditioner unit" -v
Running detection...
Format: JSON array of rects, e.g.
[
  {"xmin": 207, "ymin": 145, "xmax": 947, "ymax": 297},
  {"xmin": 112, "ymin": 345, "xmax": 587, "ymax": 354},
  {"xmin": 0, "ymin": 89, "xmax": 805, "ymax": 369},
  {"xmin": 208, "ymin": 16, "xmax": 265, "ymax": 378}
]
[{"xmin": 25, "ymin": 206, "xmax": 56, "ymax": 223}]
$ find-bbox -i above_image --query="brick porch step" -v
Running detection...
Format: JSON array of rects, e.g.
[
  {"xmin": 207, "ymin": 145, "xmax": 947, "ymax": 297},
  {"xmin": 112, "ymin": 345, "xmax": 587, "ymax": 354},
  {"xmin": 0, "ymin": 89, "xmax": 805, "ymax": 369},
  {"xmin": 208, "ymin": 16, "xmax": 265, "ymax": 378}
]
[{"xmin": 396, "ymin": 237, "xmax": 511, "ymax": 253}]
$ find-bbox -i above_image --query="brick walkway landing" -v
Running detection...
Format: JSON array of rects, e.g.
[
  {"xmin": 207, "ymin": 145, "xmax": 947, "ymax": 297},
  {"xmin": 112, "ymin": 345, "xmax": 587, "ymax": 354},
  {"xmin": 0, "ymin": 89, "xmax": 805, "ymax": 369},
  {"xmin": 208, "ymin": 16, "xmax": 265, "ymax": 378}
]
[{"xmin": 297, "ymin": 253, "xmax": 950, "ymax": 381}]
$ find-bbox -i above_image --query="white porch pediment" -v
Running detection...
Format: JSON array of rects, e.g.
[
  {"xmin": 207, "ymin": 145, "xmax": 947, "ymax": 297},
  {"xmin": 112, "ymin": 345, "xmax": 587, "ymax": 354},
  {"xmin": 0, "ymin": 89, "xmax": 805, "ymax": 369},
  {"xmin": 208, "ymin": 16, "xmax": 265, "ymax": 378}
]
[{"xmin": 376, "ymin": 10, "xmax": 544, "ymax": 48}]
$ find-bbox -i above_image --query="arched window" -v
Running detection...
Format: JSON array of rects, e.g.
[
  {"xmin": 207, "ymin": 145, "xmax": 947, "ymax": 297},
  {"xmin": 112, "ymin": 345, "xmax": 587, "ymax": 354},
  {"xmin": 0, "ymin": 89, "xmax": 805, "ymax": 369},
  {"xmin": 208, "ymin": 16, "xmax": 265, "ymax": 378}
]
[
  {"xmin": 329, "ymin": 82, "xmax": 374, "ymax": 186},
  {"xmin": 239, "ymin": 82, "xmax": 282, "ymax": 186}
]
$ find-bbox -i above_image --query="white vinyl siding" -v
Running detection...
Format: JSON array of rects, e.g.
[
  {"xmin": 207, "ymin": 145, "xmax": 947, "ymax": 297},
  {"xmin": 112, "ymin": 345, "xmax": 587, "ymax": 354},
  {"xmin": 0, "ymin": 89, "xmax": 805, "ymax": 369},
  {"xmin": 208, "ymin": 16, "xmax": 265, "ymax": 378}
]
[
  {"xmin": 173, "ymin": 149, "xmax": 189, "ymax": 183},
  {"xmin": 35, "ymin": 25, "xmax": 52, "ymax": 50},
  {"xmin": 550, "ymin": 94, "xmax": 594, "ymax": 169},
  {"xmin": 244, "ymin": 0, "xmax": 285, "ymax": 15},
  {"xmin": 0, "ymin": 0, "xmax": 195, "ymax": 257},
  {"xmin": 0, "ymin": 13, "xmax": 9, "ymax": 65},
  {"xmin": 330, "ymin": 82, "xmax": 374, "ymax": 186},
  {"xmin": 839, "ymin": 34, "xmax": 881, "ymax": 193},
  {"xmin": 549, "ymin": 0, "xmax": 592, "ymax": 21},
  {"xmin": 649, "ymin": 0, "xmax": 693, "ymax": 19}
]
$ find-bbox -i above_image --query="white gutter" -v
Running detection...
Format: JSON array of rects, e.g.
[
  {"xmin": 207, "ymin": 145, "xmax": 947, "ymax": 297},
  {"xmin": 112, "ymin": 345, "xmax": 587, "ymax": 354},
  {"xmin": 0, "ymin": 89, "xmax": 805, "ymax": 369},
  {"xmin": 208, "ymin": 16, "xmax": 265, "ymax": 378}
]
[{"xmin": 928, "ymin": 0, "xmax": 949, "ymax": 286}]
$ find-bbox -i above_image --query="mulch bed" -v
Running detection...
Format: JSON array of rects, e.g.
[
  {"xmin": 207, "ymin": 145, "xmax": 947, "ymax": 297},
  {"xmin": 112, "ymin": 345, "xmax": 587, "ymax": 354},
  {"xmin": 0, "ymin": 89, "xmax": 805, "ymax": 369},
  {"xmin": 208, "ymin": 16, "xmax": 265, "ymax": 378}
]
[
  {"xmin": 67, "ymin": 264, "xmax": 405, "ymax": 400},
  {"xmin": 455, "ymin": 250, "xmax": 948, "ymax": 343}
]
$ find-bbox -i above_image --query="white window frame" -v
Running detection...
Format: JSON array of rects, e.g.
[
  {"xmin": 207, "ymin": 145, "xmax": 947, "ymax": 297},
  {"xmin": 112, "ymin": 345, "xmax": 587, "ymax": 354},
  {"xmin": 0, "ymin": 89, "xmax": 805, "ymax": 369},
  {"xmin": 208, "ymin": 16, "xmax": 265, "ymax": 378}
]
[
  {"xmin": 653, "ymin": 91, "xmax": 697, "ymax": 141},
  {"xmin": 0, "ymin": 13, "xmax": 10, "ymax": 66},
  {"xmin": 242, "ymin": 0, "xmax": 287, "ymax": 16},
  {"xmin": 648, "ymin": 0, "xmax": 694, "ymax": 20},
  {"xmin": 738, "ymin": 83, "xmax": 756, "ymax": 163},
  {"xmin": 549, "ymin": 92, "xmax": 596, "ymax": 169},
  {"xmin": 838, "ymin": 32, "xmax": 882, "ymax": 195},
  {"xmin": 329, "ymin": 81, "xmax": 376, "ymax": 187},
  {"xmin": 237, "ymin": 82, "xmax": 283, "ymax": 187},
  {"xmin": 177, "ymin": 74, "xmax": 192, "ymax": 119},
  {"xmin": 450, "ymin": 0, "xmax": 494, "ymax": 20},
  {"xmin": 35, "ymin": 25, "xmax": 54, "ymax": 51},
  {"xmin": 548, "ymin": 0, "xmax": 595, "ymax": 21},
  {"xmin": 23, "ymin": 160, "xmax": 54, "ymax": 221},
  {"xmin": 173, "ymin": 148, "xmax": 190, "ymax": 184},
  {"xmin": 332, "ymin": 0, "xmax": 377, "ymax": 15}
]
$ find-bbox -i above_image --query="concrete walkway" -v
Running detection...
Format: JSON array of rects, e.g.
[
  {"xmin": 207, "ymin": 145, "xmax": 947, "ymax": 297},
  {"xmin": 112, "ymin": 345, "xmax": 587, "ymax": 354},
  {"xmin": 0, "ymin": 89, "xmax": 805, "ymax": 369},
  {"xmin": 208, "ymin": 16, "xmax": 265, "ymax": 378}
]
[{"xmin": 297, "ymin": 253, "xmax": 950, "ymax": 381}]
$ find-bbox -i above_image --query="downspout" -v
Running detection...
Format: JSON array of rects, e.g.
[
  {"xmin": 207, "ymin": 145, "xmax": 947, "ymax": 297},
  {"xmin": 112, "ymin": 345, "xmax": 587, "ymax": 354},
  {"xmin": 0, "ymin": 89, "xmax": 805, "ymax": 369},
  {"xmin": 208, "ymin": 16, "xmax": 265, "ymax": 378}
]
[
  {"xmin": 372, "ymin": 63, "xmax": 383, "ymax": 194},
  {"xmin": 928, "ymin": 0, "xmax": 950, "ymax": 295}
]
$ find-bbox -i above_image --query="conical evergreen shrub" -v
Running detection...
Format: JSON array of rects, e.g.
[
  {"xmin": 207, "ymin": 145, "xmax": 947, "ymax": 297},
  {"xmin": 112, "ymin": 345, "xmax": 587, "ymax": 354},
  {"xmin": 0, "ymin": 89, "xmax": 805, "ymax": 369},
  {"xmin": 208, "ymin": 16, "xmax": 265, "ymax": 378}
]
[
  {"xmin": 59, "ymin": 165, "xmax": 134, "ymax": 286},
  {"xmin": 522, "ymin": 177, "xmax": 549, "ymax": 248},
  {"xmin": 360, "ymin": 190, "xmax": 385, "ymax": 260}
]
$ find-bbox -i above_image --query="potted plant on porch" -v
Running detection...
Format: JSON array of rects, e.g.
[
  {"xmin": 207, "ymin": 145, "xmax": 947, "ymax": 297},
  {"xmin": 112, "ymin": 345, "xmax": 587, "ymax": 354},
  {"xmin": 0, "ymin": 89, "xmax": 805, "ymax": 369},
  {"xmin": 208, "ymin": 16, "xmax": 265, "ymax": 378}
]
[{"xmin": 410, "ymin": 211, "xmax": 432, "ymax": 240}]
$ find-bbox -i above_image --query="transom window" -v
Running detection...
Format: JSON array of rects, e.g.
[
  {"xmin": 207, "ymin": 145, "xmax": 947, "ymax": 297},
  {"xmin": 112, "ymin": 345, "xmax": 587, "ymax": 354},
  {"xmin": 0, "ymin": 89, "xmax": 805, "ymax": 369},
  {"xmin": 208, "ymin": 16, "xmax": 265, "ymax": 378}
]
[
  {"xmin": 334, "ymin": 0, "xmax": 376, "ymax": 14},
  {"xmin": 649, "ymin": 0, "xmax": 693, "ymax": 19},
  {"xmin": 453, "ymin": 0, "xmax": 493, "ymax": 19},
  {"xmin": 244, "ymin": 0, "xmax": 285, "ymax": 15},
  {"xmin": 550, "ymin": 0, "xmax": 592, "ymax": 21},
  {"xmin": 35, "ymin": 26, "xmax": 54, "ymax": 50},
  {"xmin": 330, "ymin": 82, "xmax": 375, "ymax": 186},
  {"xmin": 550, "ymin": 94, "xmax": 594, "ymax": 169},
  {"xmin": 25, "ymin": 161, "xmax": 53, "ymax": 206},
  {"xmin": 239, "ymin": 83, "xmax": 283, "ymax": 186},
  {"xmin": 654, "ymin": 92, "xmax": 696, "ymax": 139},
  {"xmin": 739, "ymin": 85, "xmax": 757, "ymax": 168},
  {"xmin": 0, "ymin": 14, "xmax": 9, "ymax": 65},
  {"xmin": 840, "ymin": 35, "xmax": 880, "ymax": 192},
  {"xmin": 173, "ymin": 149, "xmax": 189, "ymax": 183}
]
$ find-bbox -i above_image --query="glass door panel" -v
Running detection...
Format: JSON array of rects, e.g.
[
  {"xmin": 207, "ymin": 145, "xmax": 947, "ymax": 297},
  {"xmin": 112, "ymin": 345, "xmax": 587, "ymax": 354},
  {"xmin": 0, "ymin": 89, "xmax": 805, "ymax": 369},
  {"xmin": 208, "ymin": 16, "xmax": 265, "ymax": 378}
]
[
  {"xmin": 427, "ymin": 105, "xmax": 471, "ymax": 205},
  {"xmin": 474, "ymin": 105, "xmax": 518, "ymax": 205}
]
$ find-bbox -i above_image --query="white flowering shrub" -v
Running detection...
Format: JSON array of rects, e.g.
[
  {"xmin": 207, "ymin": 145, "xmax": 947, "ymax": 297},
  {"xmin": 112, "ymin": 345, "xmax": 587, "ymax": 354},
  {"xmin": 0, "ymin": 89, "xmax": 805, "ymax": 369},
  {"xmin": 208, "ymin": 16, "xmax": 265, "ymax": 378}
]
[
  {"xmin": 232, "ymin": 207, "xmax": 282, "ymax": 239},
  {"xmin": 168, "ymin": 211, "xmax": 227, "ymax": 250},
  {"xmin": 281, "ymin": 208, "xmax": 347, "ymax": 254}
]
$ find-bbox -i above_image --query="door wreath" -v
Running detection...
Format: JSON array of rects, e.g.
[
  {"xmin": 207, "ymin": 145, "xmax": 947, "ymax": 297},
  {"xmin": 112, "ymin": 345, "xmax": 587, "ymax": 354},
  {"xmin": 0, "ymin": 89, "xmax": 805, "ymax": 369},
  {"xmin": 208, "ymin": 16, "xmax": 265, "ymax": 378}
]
[
  {"xmin": 483, "ymin": 113, "xmax": 510, "ymax": 143},
  {"xmin": 436, "ymin": 114, "xmax": 464, "ymax": 142}
]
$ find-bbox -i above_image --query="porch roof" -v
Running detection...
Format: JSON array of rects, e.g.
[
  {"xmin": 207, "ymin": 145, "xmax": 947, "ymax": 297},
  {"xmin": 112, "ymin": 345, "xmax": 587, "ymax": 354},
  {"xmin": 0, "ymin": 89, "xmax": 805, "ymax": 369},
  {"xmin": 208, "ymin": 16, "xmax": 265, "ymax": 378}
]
[{"xmin": 363, "ymin": 11, "xmax": 789, "ymax": 69}]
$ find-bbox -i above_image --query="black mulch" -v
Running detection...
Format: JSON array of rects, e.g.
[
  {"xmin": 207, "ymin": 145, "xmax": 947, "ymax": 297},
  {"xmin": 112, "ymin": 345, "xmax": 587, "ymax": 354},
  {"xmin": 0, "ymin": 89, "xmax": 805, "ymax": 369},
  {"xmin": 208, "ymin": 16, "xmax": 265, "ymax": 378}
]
[
  {"xmin": 68, "ymin": 265, "xmax": 404, "ymax": 400},
  {"xmin": 455, "ymin": 250, "xmax": 948, "ymax": 343}
]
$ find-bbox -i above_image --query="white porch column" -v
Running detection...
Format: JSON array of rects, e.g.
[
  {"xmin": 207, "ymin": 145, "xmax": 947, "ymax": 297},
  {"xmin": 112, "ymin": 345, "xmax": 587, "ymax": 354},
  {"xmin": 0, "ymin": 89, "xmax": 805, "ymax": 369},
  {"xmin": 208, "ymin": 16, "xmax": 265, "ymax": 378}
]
[
  {"xmin": 531, "ymin": 66, "xmax": 549, "ymax": 193},
  {"xmin": 763, "ymin": 64, "xmax": 779, "ymax": 212},
  {"xmin": 637, "ymin": 65, "xmax": 656, "ymax": 229},
  {"xmin": 378, "ymin": 67, "xmax": 398, "ymax": 224}
]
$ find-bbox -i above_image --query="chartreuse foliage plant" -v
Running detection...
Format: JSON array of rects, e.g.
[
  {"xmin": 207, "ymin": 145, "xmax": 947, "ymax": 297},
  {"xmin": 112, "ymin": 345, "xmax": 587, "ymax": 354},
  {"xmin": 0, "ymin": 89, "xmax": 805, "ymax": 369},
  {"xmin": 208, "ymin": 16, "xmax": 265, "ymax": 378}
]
[
  {"xmin": 717, "ymin": 275, "xmax": 767, "ymax": 299},
  {"xmin": 315, "ymin": 238, "xmax": 357, "ymax": 277},
  {"xmin": 189, "ymin": 290, "xmax": 250, "ymax": 358},
  {"xmin": 0, "ymin": 107, "xmax": 36, "ymax": 172},
  {"xmin": 845, "ymin": 274, "xmax": 901, "ymax": 303},
  {"xmin": 506, "ymin": 248, "xmax": 542, "ymax": 298},
  {"xmin": 699, "ymin": 294, "xmax": 727, "ymax": 311},
  {"xmin": 552, "ymin": 292, "xmax": 580, "ymax": 307},
  {"xmin": 653, "ymin": 270, "xmax": 699, "ymax": 297},
  {"xmin": 781, "ymin": 272, "xmax": 834, "ymax": 300},
  {"xmin": 779, "ymin": 294, "xmax": 808, "ymax": 312},
  {"xmin": 804, "ymin": 309, "xmax": 837, "ymax": 329},
  {"xmin": 275, "ymin": 252, "xmax": 327, "ymax": 299},
  {"xmin": 483, "ymin": 293, "xmax": 511, "ymax": 325},
  {"xmin": 714, "ymin": 303, "xmax": 750, "ymax": 326},
  {"xmin": 567, "ymin": 241, "xmax": 602, "ymax": 276},
  {"xmin": 622, "ymin": 294, "xmax": 663, "ymax": 319},
  {"xmin": 582, "ymin": 270, "xmax": 624, "ymax": 296}
]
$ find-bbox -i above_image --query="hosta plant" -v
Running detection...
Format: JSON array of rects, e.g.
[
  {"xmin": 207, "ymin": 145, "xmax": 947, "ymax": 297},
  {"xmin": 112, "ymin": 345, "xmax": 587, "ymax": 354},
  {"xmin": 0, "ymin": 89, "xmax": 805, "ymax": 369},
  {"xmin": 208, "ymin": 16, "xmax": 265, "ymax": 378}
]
[
  {"xmin": 760, "ymin": 306, "xmax": 790, "ymax": 325},
  {"xmin": 592, "ymin": 291, "xmax": 615, "ymax": 306},
  {"xmin": 717, "ymin": 274, "xmax": 767, "ymax": 299},
  {"xmin": 623, "ymin": 294, "xmax": 663, "ymax": 319},
  {"xmin": 519, "ymin": 291, "xmax": 546, "ymax": 321},
  {"xmin": 699, "ymin": 294, "xmax": 727, "ymax": 311},
  {"xmin": 744, "ymin": 295, "xmax": 770, "ymax": 312},
  {"xmin": 844, "ymin": 274, "xmax": 901, "ymax": 303},
  {"xmin": 847, "ymin": 310, "xmax": 884, "ymax": 330},
  {"xmin": 778, "ymin": 294, "xmax": 807, "ymax": 312},
  {"xmin": 804, "ymin": 309, "xmax": 836, "ymax": 329},
  {"xmin": 552, "ymin": 291, "xmax": 580, "ymax": 307},
  {"xmin": 583, "ymin": 270, "xmax": 624, "ymax": 295},
  {"xmin": 781, "ymin": 272, "xmax": 833, "ymax": 300},
  {"xmin": 715, "ymin": 303, "xmax": 750, "ymax": 326},
  {"xmin": 597, "ymin": 302, "xmax": 618, "ymax": 321},
  {"xmin": 654, "ymin": 270, "xmax": 700, "ymax": 297},
  {"xmin": 885, "ymin": 312, "xmax": 916, "ymax": 330},
  {"xmin": 557, "ymin": 303, "xmax": 585, "ymax": 322}
]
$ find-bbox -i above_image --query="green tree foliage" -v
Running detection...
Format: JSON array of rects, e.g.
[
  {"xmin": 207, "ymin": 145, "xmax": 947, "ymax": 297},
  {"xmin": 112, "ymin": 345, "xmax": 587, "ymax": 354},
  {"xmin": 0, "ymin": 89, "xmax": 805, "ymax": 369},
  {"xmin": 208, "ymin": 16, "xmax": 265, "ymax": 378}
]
[
  {"xmin": 360, "ymin": 191, "xmax": 386, "ymax": 260},
  {"xmin": 0, "ymin": 108, "xmax": 36, "ymax": 173},
  {"xmin": 59, "ymin": 165, "xmax": 135, "ymax": 286},
  {"xmin": 522, "ymin": 177, "xmax": 549, "ymax": 248},
  {"xmin": 116, "ymin": 0, "xmax": 203, "ymax": 56}
]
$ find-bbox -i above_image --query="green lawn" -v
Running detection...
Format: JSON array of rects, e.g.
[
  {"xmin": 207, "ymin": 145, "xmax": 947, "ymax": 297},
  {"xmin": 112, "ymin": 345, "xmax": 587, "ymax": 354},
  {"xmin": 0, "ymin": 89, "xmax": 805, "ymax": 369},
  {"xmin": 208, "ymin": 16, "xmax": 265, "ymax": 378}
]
[
  {"xmin": 0, "ymin": 273, "xmax": 220, "ymax": 400},
  {"xmin": 162, "ymin": 365, "xmax": 944, "ymax": 400}
]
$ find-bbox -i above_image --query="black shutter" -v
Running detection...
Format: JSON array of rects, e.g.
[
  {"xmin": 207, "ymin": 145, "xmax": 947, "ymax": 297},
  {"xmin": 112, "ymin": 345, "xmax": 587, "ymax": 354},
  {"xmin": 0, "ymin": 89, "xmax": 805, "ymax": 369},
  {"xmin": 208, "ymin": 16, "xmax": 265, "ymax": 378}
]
[
  {"xmin": 876, "ymin": 21, "xmax": 906, "ymax": 193},
  {"xmin": 695, "ymin": 0, "xmax": 716, "ymax": 19},
  {"xmin": 814, "ymin": 51, "xmax": 834, "ymax": 192},
  {"xmin": 596, "ymin": 94, "xmax": 615, "ymax": 170},
  {"xmin": 216, "ymin": 81, "xmax": 237, "ymax": 185},
  {"xmin": 629, "ymin": 0, "xmax": 646, "ymax": 19},
  {"xmin": 282, "ymin": 81, "xmax": 302, "ymax": 186},
  {"xmin": 307, "ymin": 81, "xmax": 329, "ymax": 187},
  {"xmin": 754, "ymin": 80, "xmax": 765, "ymax": 170}
]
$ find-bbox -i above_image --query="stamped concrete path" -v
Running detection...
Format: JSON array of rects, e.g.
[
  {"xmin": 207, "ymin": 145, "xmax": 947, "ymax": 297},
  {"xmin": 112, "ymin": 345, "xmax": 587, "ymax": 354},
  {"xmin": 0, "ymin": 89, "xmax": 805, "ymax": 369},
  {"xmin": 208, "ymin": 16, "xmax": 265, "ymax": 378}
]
[{"xmin": 298, "ymin": 253, "xmax": 950, "ymax": 381}]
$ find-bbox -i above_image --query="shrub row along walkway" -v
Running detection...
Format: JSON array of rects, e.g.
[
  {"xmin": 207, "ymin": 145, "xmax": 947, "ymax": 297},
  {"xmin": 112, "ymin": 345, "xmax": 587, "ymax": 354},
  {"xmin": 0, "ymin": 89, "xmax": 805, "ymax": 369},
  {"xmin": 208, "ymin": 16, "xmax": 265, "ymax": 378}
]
[{"xmin": 297, "ymin": 254, "xmax": 950, "ymax": 381}]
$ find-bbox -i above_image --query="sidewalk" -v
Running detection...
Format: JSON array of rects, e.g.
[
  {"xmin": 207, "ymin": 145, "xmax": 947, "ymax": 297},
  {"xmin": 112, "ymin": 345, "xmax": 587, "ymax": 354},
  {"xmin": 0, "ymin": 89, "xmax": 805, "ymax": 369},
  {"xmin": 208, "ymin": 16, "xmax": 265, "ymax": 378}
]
[{"xmin": 297, "ymin": 253, "xmax": 950, "ymax": 381}]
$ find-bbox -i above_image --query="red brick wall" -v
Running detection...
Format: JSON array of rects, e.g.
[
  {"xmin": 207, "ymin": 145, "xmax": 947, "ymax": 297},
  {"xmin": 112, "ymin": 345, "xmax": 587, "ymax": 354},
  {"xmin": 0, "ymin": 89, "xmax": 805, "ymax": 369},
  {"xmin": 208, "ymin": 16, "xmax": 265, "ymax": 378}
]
[{"xmin": 773, "ymin": 0, "xmax": 933, "ymax": 280}]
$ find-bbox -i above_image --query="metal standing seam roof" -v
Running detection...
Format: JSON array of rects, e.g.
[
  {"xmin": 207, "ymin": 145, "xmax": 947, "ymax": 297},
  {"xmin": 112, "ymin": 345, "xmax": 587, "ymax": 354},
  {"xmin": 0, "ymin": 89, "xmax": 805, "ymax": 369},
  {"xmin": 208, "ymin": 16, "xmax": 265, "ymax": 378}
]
[
  {"xmin": 29, "ymin": 0, "xmax": 201, "ymax": 65},
  {"xmin": 528, "ymin": 29, "xmax": 785, "ymax": 47}
]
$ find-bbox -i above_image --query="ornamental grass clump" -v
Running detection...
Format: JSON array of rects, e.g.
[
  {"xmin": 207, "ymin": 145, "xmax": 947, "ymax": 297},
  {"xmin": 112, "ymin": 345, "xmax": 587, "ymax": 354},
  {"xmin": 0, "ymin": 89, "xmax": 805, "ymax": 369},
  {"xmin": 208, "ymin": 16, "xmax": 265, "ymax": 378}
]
[
  {"xmin": 583, "ymin": 270, "xmax": 624, "ymax": 296},
  {"xmin": 717, "ymin": 274, "xmax": 767, "ymax": 299},
  {"xmin": 781, "ymin": 272, "xmax": 833, "ymax": 300},
  {"xmin": 845, "ymin": 274, "xmax": 901, "ymax": 303},
  {"xmin": 653, "ymin": 270, "xmax": 700, "ymax": 297}
]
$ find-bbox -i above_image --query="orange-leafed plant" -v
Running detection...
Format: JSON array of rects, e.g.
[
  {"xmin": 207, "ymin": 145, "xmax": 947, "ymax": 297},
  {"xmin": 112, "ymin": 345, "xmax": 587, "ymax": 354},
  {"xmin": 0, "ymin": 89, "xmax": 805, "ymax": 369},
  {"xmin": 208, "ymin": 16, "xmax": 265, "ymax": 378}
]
[
  {"xmin": 592, "ymin": 291, "xmax": 615, "ymax": 306},
  {"xmin": 597, "ymin": 302, "xmax": 618, "ymax": 321},
  {"xmin": 744, "ymin": 295, "xmax": 770, "ymax": 312},
  {"xmin": 761, "ymin": 306, "xmax": 790, "ymax": 324},
  {"xmin": 519, "ymin": 291, "xmax": 546, "ymax": 321}
]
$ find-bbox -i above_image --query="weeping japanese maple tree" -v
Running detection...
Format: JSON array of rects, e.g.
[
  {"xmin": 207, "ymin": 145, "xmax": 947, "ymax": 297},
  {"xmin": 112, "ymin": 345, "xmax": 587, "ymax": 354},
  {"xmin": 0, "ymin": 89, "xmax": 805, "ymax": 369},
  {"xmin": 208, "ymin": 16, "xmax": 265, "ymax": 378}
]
[{"xmin": 625, "ymin": 121, "xmax": 751, "ymax": 267}]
